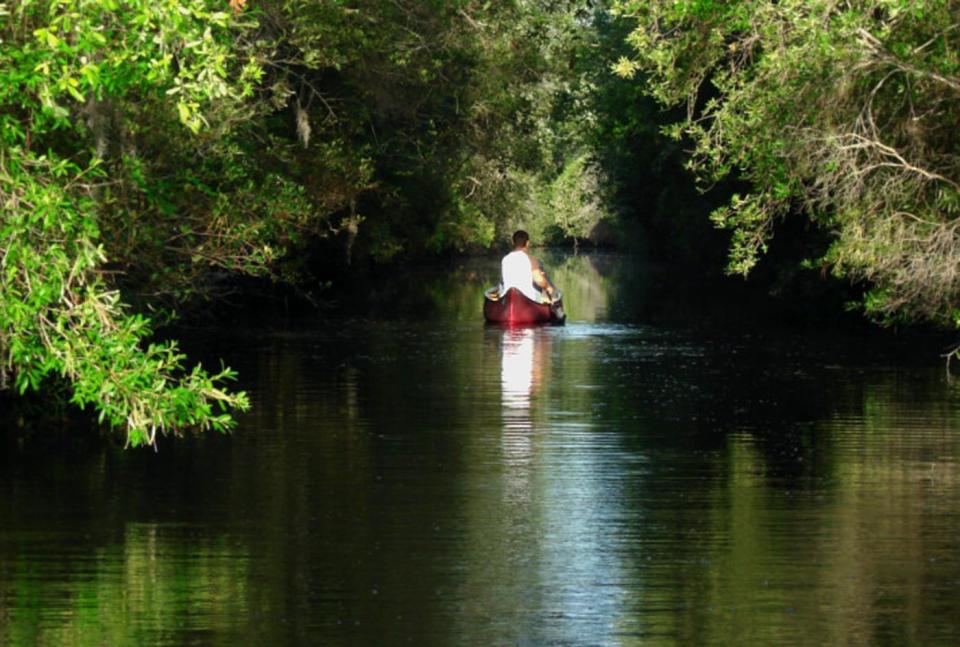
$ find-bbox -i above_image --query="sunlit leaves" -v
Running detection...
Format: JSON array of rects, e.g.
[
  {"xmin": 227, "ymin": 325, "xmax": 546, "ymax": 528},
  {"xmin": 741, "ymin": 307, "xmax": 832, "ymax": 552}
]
[
  {"xmin": 0, "ymin": 0, "xmax": 620, "ymax": 447},
  {"xmin": 0, "ymin": 150, "xmax": 250, "ymax": 447},
  {"xmin": 616, "ymin": 0, "xmax": 960, "ymax": 326},
  {"xmin": 0, "ymin": 1, "xmax": 256, "ymax": 446}
]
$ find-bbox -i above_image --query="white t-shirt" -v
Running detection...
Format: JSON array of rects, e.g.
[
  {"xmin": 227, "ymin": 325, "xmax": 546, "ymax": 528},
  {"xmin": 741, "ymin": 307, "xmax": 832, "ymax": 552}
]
[{"xmin": 501, "ymin": 250, "xmax": 541, "ymax": 301}]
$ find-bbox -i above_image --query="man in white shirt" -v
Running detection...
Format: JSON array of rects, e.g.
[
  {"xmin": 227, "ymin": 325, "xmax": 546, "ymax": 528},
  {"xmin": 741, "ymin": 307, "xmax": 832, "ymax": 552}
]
[{"xmin": 501, "ymin": 230, "xmax": 558, "ymax": 303}]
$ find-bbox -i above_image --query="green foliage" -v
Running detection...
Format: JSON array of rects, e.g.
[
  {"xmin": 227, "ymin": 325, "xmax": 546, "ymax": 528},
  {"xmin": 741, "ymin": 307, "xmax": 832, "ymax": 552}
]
[
  {"xmin": 615, "ymin": 0, "xmax": 960, "ymax": 326},
  {"xmin": 0, "ymin": 0, "xmax": 257, "ymax": 446},
  {"xmin": 0, "ymin": 0, "xmax": 623, "ymax": 444},
  {"xmin": 532, "ymin": 153, "xmax": 607, "ymax": 244},
  {"xmin": 0, "ymin": 149, "xmax": 248, "ymax": 447},
  {"xmin": 262, "ymin": 0, "xmax": 611, "ymax": 255}
]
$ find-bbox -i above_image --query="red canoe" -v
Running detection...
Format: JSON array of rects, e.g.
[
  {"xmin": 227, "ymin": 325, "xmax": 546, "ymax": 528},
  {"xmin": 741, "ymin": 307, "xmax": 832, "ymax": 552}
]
[{"xmin": 483, "ymin": 287, "xmax": 566, "ymax": 325}]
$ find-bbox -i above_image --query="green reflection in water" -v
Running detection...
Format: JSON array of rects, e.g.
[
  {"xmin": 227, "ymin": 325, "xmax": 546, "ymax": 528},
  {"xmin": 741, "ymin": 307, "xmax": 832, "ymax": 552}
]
[
  {"xmin": 607, "ymin": 370, "xmax": 960, "ymax": 646},
  {"xmin": 0, "ymin": 524, "xmax": 248, "ymax": 647},
  {"xmin": 3, "ymin": 259, "xmax": 960, "ymax": 645}
]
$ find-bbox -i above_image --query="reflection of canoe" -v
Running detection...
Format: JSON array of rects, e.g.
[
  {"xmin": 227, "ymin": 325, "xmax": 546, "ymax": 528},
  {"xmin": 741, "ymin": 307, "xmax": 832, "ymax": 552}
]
[{"xmin": 483, "ymin": 287, "xmax": 566, "ymax": 325}]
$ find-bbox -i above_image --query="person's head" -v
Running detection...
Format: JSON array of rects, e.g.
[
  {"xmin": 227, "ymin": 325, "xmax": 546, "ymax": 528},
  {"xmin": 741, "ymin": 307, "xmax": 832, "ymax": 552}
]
[{"xmin": 512, "ymin": 230, "xmax": 530, "ymax": 249}]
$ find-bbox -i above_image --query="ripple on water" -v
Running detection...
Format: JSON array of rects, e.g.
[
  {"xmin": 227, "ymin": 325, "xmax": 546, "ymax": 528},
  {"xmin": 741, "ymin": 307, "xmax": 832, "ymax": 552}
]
[{"xmin": 3, "ymin": 314, "xmax": 960, "ymax": 646}]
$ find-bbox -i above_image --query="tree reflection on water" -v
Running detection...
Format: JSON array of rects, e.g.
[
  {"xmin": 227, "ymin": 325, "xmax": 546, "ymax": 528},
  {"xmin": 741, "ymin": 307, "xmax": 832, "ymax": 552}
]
[{"xmin": 4, "ymin": 254, "xmax": 960, "ymax": 645}]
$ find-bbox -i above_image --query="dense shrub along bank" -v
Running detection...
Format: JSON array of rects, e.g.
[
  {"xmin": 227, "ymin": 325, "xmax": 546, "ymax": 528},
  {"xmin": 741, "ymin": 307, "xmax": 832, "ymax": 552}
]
[{"xmin": 614, "ymin": 0, "xmax": 960, "ymax": 327}]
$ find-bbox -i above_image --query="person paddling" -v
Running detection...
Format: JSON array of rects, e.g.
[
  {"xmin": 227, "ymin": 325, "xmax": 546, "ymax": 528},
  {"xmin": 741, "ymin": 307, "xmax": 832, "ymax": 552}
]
[{"xmin": 501, "ymin": 230, "xmax": 558, "ymax": 303}]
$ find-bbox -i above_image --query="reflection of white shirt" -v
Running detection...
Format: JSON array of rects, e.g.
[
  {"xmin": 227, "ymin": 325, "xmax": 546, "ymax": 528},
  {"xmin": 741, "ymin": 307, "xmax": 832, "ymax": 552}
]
[
  {"xmin": 501, "ymin": 250, "xmax": 541, "ymax": 301},
  {"xmin": 501, "ymin": 328, "xmax": 534, "ymax": 410}
]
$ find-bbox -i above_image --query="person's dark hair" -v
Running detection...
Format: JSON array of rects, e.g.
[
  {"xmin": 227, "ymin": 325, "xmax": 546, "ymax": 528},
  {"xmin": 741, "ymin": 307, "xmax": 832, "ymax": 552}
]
[{"xmin": 512, "ymin": 230, "xmax": 530, "ymax": 248}]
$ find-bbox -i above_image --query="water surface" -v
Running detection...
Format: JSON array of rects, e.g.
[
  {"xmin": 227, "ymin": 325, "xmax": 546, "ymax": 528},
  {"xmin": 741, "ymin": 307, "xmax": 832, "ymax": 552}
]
[{"xmin": 3, "ymin": 254, "xmax": 960, "ymax": 646}]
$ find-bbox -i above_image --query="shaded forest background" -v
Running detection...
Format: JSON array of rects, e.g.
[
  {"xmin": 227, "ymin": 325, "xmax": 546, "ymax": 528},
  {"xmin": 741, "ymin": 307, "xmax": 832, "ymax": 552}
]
[{"xmin": 3, "ymin": 0, "xmax": 959, "ymax": 445}]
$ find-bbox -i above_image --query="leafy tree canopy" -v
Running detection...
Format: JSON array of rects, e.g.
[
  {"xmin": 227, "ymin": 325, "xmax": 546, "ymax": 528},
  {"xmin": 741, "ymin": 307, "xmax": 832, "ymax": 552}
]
[
  {"xmin": 614, "ymin": 0, "xmax": 960, "ymax": 326},
  {"xmin": 0, "ymin": 0, "xmax": 610, "ymax": 446}
]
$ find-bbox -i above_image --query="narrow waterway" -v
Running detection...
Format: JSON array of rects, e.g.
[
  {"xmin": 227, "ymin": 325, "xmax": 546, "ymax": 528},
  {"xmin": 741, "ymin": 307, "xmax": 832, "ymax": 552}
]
[{"xmin": 3, "ymin": 254, "xmax": 960, "ymax": 646}]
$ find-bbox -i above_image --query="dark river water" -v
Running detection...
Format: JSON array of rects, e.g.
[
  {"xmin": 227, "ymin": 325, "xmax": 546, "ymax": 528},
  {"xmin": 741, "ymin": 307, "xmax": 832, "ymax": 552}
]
[{"xmin": 3, "ymin": 254, "xmax": 960, "ymax": 646}]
